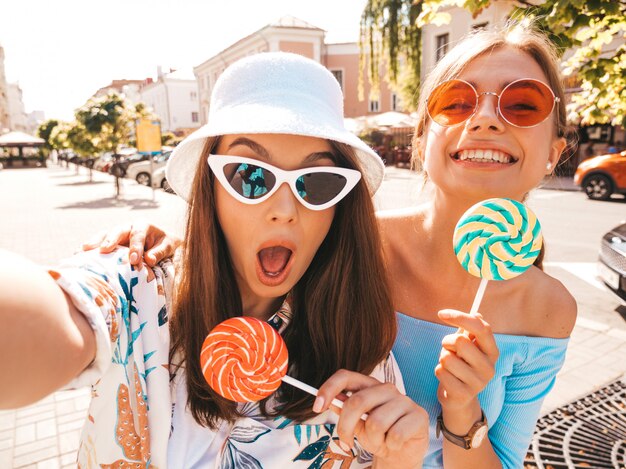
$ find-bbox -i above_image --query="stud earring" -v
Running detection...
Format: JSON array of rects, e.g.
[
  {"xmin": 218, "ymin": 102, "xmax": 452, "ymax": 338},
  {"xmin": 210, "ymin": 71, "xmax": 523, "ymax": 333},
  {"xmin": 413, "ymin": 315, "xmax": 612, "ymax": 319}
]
[{"xmin": 546, "ymin": 162, "xmax": 553, "ymax": 171}]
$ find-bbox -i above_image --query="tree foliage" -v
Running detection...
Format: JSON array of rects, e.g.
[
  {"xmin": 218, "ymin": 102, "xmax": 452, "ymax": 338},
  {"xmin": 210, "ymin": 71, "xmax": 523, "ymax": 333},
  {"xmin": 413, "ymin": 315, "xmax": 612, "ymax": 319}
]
[
  {"xmin": 360, "ymin": 0, "xmax": 626, "ymax": 126},
  {"xmin": 48, "ymin": 121, "xmax": 73, "ymax": 155},
  {"xmin": 75, "ymin": 93, "xmax": 147, "ymax": 155},
  {"xmin": 37, "ymin": 119, "xmax": 59, "ymax": 147},
  {"xmin": 37, "ymin": 119, "xmax": 59, "ymax": 155},
  {"xmin": 49, "ymin": 93, "xmax": 154, "ymax": 159}
]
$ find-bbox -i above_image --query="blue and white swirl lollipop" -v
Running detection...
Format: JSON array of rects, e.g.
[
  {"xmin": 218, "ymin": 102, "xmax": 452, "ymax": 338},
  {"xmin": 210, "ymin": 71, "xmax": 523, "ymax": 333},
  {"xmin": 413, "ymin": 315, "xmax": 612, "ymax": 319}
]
[{"xmin": 453, "ymin": 198, "xmax": 543, "ymax": 314}]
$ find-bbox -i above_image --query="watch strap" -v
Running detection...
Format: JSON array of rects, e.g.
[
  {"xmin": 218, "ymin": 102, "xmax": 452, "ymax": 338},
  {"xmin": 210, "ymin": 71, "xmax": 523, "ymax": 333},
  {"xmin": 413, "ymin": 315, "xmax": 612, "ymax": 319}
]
[{"xmin": 436, "ymin": 410, "xmax": 487, "ymax": 450}]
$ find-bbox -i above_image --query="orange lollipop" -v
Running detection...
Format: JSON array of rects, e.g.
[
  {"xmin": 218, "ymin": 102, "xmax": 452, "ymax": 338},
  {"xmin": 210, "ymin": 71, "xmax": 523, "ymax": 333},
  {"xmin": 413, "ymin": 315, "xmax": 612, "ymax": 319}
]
[
  {"xmin": 200, "ymin": 317, "xmax": 366, "ymax": 420},
  {"xmin": 200, "ymin": 317, "xmax": 288, "ymax": 402}
]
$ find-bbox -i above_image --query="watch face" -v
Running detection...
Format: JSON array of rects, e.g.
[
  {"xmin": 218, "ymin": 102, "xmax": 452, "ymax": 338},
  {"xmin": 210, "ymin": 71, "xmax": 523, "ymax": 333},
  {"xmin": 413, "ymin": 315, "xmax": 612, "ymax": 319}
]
[{"xmin": 471, "ymin": 425, "xmax": 488, "ymax": 447}]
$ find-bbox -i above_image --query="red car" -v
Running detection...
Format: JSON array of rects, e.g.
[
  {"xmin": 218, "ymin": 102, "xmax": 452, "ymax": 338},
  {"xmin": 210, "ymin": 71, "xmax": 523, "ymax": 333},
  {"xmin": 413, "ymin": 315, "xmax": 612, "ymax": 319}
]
[{"xmin": 574, "ymin": 150, "xmax": 626, "ymax": 200}]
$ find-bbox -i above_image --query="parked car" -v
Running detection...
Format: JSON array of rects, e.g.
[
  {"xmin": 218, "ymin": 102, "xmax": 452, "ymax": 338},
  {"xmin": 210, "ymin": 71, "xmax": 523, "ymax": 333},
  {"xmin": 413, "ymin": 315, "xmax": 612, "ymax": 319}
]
[
  {"xmin": 574, "ymin": 150, "xmax": 626, "ymax": 200},
  {"xmin": 125, "ymin": 151, "xmax": 172, "ymax": 186},
  {"xmin": 599, "ymin": 222, "xmax": 626, "ymax": 302},
  {"xmin": 93, "ymin": 152, "xmax": 115, "ymax": 172},
  {"xmin": 151, "ymin": 166, "xmax": 173, "ymax": 193},
  {"xmin": 108, "ymin": 153, "xmax": 148, "ymax": 178}
]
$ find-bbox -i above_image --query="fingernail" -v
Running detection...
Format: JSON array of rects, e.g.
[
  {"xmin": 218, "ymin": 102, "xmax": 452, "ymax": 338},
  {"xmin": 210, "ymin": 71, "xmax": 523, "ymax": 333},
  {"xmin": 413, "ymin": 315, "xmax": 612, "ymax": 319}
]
[
  {"xmin": 129, "ymin": 252, "xmax": 138, "ymax": 264},
  {"xmin": 439, "ymin": 310, "xmax": 452, "ymax": 318},
  {"xmin": 312, "ymin": 396, "xmax": 325, "ymax": 413}
]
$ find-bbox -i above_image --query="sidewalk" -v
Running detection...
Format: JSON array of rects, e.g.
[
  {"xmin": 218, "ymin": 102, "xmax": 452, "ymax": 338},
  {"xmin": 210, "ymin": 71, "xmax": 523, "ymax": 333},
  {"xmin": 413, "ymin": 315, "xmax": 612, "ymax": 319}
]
[
  {"xmin": 0, "ymin": 165, "xmax": 623, "ymax": 468},
  {"xmin": 539, "ymin": 174, "xmax": 580, "ymax": 192}
]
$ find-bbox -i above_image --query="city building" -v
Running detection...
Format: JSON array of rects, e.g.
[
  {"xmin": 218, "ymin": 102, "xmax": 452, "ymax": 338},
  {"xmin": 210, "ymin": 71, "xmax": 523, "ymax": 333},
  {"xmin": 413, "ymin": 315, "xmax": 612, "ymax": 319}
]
[
  {"xmin": 7, "ymin": 83, "xmax": 28, "ymax": 132},
  {"xmin": 27, "ymin": 110, "xmax": 46, "ymax": 134},
  {"xmin": 0, "ymin": 44, "xmax": 41, "ymax": 135},
  {"xmin": 193, "ymin": 16, "xmax": 399, "ymax": 123},
  {"xmin": 420, "ymin": 3, "xmax": 511, "ymax": 78},
  {"xmin": 139, "ymin": 68, "xmax": 201, "ymax": 134},
  {"xmin": 325, "ymin": 42, "xmax": 401, "ymax": 117},
  {"xmin": 0, "ymin": 45, "xmax": 11, "ymax": 132},
  {"xmin": 93, "ymin": 79, "xmax": 146, "ymax": 104}
]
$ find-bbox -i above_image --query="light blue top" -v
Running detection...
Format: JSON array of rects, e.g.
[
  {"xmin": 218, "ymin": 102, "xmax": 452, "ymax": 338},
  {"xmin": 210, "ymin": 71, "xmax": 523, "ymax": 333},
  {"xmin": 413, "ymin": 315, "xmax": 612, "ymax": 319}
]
[{"xmin": 393, "ymin": 312, "xmax": 569, "ymax": 469}]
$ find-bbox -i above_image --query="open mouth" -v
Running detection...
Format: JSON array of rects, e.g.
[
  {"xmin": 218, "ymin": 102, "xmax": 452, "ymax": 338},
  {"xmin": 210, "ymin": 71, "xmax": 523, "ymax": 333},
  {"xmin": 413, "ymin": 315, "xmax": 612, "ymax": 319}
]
[
  {"xmin": 451, "ymin": 149, "xmax": 518, "ymax": 164},
  {"xmin": 256, "ymin": 246, "xmax": 294, "ymax": 286}
]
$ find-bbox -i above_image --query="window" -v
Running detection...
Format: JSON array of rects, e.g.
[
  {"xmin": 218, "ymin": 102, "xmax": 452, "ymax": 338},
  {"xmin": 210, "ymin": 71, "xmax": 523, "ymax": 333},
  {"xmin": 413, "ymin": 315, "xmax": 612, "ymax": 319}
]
[
  {"xmin": 191, "ymin": 112, "xmax": 199, "ymax": 123},
  {"xmin": 435, "ymin": 33, "xmax": 449, "ymax": 62},
  {"xmin": 369, "ymin": 99, "xmax": 379, "ymax": 113},
  {"xmin": 330, "ymin": 70, "xmax": 344, "ymax": 91},
  {"xmin": 190, "ymin": 91, "xmax": 197, "ymax": 100},
  {"xmin": 391, "ymin": 93, "xmax": 401, "ymax": 111}
]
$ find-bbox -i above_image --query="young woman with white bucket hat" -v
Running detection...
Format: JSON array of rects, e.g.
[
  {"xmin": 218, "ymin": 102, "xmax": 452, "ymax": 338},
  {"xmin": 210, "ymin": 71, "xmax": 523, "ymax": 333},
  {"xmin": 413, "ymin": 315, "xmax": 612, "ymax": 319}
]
[{"xmin": 0, "ymin": 52, "xmax": 428, "ymax": 468}]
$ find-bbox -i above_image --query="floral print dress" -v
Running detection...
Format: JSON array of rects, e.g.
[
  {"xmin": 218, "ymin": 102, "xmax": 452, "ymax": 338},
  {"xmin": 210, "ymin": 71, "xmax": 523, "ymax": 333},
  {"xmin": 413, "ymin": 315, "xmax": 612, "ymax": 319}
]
[{"xmin": 51, "ymin": 248, "xmax": 404, "ymax": 468}]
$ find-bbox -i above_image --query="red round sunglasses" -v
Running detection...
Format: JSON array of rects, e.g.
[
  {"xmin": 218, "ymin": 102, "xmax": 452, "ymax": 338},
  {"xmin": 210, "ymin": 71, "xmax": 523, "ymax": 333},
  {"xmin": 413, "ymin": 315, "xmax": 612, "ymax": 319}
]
[{"xmin": 427, "ymin": 78, "xmax": 559, "ymax": 128}]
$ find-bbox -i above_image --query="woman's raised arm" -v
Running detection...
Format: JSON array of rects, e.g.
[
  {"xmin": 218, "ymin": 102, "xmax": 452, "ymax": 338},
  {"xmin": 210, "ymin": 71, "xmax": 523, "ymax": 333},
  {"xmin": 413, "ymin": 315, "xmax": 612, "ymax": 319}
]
[{"xmin": 0, "ymin": 249, "xmax": 96, "ymax": 408}]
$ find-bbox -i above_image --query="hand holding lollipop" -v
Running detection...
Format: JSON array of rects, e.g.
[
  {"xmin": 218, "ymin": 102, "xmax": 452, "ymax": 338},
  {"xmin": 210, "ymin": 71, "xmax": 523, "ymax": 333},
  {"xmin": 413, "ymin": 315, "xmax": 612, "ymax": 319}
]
[
  {"xmin": 453, "ymin": 197, "xmax": 543, "ymax": 315},
  {"xmin": 200, "ymin": 316, "xmax": 365, "ymax": 418},
  {"xmin": 434, "ymin": 198, "xmax": 541, "ymax": 414},
  {"xmin": 201, "ymin": 316, "xmax": 429, "ymax": 462}
]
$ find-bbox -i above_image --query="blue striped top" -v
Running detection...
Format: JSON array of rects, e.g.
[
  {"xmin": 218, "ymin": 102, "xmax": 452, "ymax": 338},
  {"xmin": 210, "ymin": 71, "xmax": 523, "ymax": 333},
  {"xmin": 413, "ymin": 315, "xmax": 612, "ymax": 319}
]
[{"xmin": 392, "ymin": 312, "xmax": 569, "ymax": 469}]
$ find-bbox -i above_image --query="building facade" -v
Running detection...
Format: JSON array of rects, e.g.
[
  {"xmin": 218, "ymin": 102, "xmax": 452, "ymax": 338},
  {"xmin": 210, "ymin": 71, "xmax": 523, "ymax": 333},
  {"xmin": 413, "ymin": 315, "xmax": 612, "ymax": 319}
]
[
  {"xmin": 93, "ymin": 79, "xmax": 145, "ymax": 104},
  {"xmin": 0, "ymin": 45, "xmax": 11, "ymax": 132},
  {"xmin": 27, "ymin": 110, "xmax": 46, "ymax": 134},
  {"xmin": 139, "ymin": 69, "xmax": 201, "ymax": 134},
  {"xmin": 193, "ymin": 16, "xmax": 399, "ymax": 123},
  {"xmin": 420, "ymin": 3, "xmax": 511, "ymax": 79},
  {"xmin": 324, "ymin": 42, "xmax": 400, "ymax": 117},
  {"xmin": 7, "ymin": 83, "xmax": 28, "ymax": 132}
]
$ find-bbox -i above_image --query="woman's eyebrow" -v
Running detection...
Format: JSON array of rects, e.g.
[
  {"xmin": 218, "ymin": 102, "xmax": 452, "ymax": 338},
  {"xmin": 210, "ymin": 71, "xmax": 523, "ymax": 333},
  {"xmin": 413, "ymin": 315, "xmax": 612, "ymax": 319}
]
[
  {"xmin": 304, "ymin": 151, "xmax": 338, "ymax": 163},
  {"xmin": 228, "ymin": 137, "xmax": 270, "ymax": 158}
]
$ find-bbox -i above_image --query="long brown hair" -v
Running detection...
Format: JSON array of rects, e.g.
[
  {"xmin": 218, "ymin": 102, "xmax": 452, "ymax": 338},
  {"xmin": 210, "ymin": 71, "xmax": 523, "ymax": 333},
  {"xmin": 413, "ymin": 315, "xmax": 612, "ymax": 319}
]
[{"xmin": 169, "ymin": 137, "xmax": 396, "ymax": 428}]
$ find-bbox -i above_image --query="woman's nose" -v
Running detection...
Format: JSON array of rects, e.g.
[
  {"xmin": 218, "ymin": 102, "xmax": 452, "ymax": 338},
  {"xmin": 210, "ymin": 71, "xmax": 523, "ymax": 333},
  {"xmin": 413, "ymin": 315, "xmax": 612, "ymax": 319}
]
[
  {"xmin": 466, "ymin": 94, "xmax": 505, "ymax": 133},
  {"xmin": 266, "ymin": 182, "xmax": 298, "ymax": 223}
]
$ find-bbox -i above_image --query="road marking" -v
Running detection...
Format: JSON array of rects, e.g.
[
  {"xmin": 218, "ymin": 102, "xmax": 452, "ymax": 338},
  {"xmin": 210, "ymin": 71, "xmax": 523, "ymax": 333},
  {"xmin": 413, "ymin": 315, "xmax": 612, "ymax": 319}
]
[{"xmin": 544, "ymin": 261, "xmax": 607, "ymax": 291}]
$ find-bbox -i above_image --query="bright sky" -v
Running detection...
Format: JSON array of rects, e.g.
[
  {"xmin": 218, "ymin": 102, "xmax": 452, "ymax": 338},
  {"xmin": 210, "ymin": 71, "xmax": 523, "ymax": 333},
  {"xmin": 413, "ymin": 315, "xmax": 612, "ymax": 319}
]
[{"xmin": 1, "ymin": 0, "xmax": 367, "ymax": 122}]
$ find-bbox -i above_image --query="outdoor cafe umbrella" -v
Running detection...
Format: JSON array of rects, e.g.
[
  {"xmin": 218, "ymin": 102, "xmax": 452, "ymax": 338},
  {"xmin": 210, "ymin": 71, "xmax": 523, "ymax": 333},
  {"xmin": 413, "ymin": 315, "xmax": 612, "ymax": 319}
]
[{"xmin": 365, "ymin": 111, "xmax": 416, "ymax": 129}]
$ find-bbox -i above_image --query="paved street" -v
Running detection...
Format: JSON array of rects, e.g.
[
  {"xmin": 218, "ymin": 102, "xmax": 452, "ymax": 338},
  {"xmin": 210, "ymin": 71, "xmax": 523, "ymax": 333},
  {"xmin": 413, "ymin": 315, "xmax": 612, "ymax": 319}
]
[{"xmin": 1, "ymin": 164, "xmax": 625, "ymax": 468}]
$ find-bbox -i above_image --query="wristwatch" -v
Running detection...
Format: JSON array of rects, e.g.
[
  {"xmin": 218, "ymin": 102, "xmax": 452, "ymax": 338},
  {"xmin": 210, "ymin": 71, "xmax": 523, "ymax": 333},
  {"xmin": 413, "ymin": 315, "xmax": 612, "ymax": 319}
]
[{"xmin": 436, "ymin": 410, "xmax": 488, "ymax": 450}]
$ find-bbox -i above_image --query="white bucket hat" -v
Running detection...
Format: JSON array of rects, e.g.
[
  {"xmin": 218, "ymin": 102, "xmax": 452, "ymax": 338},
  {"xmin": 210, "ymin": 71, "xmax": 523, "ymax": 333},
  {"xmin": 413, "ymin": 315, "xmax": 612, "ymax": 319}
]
[{"xmin": 166, "ymin": 52, "xmax": 385, "ymax": 202}]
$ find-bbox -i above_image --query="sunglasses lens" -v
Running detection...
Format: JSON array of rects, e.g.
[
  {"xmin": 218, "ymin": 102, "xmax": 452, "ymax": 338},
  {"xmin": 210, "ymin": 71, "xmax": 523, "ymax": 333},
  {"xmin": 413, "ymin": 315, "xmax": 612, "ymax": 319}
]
[
  {"xmin": 500, "ymin": 80, "xmax": 554, "ymax": 127},
  {"xmin": 223, "ymin": 162, "xmax": 276, "ymax": 200},
  {"xmin": 296, "ymin": 172, "xmax": 348, "ymax": 206},
  {"xmin": 428, "ymin": 80, "xmax": 476, "ymax": 126}
]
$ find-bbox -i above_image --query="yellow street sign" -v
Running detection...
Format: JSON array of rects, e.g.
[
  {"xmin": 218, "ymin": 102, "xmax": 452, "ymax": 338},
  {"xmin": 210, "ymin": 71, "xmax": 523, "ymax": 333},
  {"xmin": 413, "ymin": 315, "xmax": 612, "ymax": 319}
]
[{"xmin": 136, "ymin": 119, "xmax": 162, "ymax": 154}]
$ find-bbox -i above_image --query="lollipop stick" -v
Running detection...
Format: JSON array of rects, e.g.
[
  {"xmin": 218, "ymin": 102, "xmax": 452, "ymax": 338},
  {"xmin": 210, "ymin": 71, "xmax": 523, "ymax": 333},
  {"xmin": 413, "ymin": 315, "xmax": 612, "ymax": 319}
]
[
  {"xmin": 457, "ymin": 278, "xmax": 489, "ymax": 336},
  {"xmin": 470, "ymin": 278, "xmax": 489, "ymax": 315},
  {"xmin": 282, "ymin": 375, "xmax": 368, "ymax": 421}
]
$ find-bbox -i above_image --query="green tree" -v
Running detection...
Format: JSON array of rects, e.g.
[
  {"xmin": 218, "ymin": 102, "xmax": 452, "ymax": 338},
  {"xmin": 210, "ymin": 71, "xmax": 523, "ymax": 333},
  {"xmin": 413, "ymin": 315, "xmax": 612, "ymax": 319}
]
[
  {"xmin": 65, "ymin": 122, "xmax": 98, "ymax": 158},
  {"xmin": 37, "ymin": 119, "xmax": 59, "ymax": 156},
  {"xmin": 49, "ymin": 121, "xmax": 72, "ymax": 153},
  {"xmin": 74, "ymin": 93, "xmax": 153, "ymax": 155},
  {"xmin": 361, "ymin": 0, "xmax": 626, "ymax": 126},
  {"xmin": 75, "ymin": 93, "xmax": 132, "ymax": 154}
]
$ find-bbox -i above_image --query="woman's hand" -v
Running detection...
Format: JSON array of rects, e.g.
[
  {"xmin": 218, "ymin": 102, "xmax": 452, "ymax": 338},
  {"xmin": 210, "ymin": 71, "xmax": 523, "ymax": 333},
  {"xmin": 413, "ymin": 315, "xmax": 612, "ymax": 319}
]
[
  {"xmin": 81, "ymin": 222, "xmax": 181, "ymax": 269},
  {"xmin": 314, "ymin": 369, "xmax": 428, "ymax": 469},
  {"xmin": 435, "ymin": 310, "xmax": 499, "ymax": 433}
]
